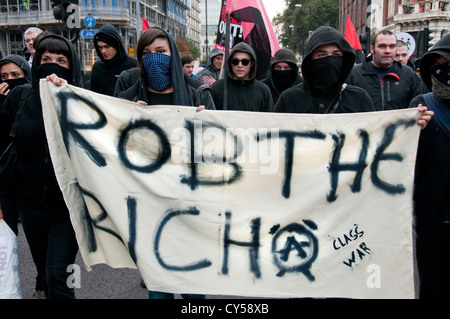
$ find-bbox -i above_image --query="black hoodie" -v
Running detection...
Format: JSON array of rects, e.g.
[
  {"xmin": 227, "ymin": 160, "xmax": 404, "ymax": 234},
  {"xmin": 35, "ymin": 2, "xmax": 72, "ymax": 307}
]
[
  {"xmin": 91, "ymin": 24, "xmax": 137, "ymax": 96},
  {"xmin": 409, "ymin": 34, "xmax": 450, "ymax": 299},
  {"xmin": 0, "ymin": 33, "xmax": 83, "ymax": 208},
  {"xmin": 261, "ymin": 48, "xmax": 302, "ymax": 104},
  {"xmin": 0, "ymin": 54, "xmax": 31, "ymax": 104},
  {"xmin": 274, "ymin": 26, "xmax": 375, "ymax": 114},
  {"xmin": 115, "ymin": 27, "xmax": 215, "ymax": 109},
  {"xmin": 211, "ymin": 42, "xmax": 273, "ymax": 112}
]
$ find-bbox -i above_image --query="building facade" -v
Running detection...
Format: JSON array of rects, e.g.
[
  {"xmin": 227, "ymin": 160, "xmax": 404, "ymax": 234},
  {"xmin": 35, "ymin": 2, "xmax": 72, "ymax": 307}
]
[
  {"xmin": 339, "ymin": 0, "xmax": 450, "ymax": 57},
  {"xmin": 0, "ymin": 0, "xmax": 191, "ymax": 73},
  {"xmin": 186, "ymin": 0, "xmax": 201, "ymax": 49},
  {"xmin": 199, "ymin": 0, "xmax": 221, "ymax": 62}
]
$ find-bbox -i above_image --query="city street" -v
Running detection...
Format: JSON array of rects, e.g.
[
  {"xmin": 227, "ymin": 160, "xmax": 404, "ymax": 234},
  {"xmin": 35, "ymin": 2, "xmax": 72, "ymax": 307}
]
[
  {"xmin": 16, "ymin": 223, "xmax": 247, "ymax": 300},
  {"xmin": 17, "ymin": 223, "xmax": 149, "ymax": 299}
]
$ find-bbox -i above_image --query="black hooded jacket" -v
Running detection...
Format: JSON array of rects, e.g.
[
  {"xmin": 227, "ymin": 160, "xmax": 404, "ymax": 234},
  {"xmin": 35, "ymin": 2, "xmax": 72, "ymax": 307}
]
[
  {"xmin": 0, "ymin": 54, "xmax": 31, "ymax": 104},
  {"xmin": 261, "ymin": 48, "xmax": 303, "ymax": 104},
  {"xmin": 115, "ymin": 27, "xmax": 215, "ymax": 110},
  {"xmin": 409, "ymin": 34, "xmax": 450, "ymax": 298},
  {"xmin": 0, "ymin": 33, "xmax": 82, "ymax": 209},
  {"xmin": 211, "ymin": 42, "xmax": 273, "ymax": 112},
  {"xmin": 274, "ymin": 26, "xmax": 375, "ymax": 114},
  {"xmin": 91, "ymin": 24, "xmax": 137, "ymax": 96}
]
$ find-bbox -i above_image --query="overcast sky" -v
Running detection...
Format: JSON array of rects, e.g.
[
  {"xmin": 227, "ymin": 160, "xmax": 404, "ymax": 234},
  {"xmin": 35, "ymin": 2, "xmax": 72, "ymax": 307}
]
[{"xmin": 262, "ymin": 0, "xmax": 285, "ymax": 21}]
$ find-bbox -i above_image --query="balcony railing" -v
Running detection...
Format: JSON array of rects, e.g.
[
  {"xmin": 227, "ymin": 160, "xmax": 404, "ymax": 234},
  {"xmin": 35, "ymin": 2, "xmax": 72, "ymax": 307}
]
[{"xmin": 399, "ymin": 0, "xmax": 449, "ymax": 15}]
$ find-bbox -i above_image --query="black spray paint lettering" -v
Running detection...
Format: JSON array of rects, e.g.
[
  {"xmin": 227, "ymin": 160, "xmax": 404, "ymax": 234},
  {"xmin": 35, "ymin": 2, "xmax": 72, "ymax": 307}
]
[
  {"xmin": 105, "ymin": 199, "xmax": 320, "ymax": 279},
  {"xmin": 272, "ymin": 220, "xmax": 318, "ymax": 281},
  {"xmin": 327, "ymin": 130, "xmax": 369, "ymax": 202},
  {"xmin": 58, "ymin": 94, "xmax": 417, "ymax": 201},
  {"xmin": 221, "ymin": 212, "xmax": 261, "ymax": 278},
  {"xmin": 81, "ymin": 189, "xmax": 139, "ymax": 263},
  {"xmin": 153, "ymin": 207, "xmax": 212, "ymax": 271},
  {"xmin": 117, "ymin": 119, "xmax": 171, "ymax": 173},
  {"xmin": 370, "ymin": 119, "xmax": 416, "ymax": 194},
  {"xmin": 332, "ymin": 224, "xmax": 364, "ymax": 250},
  {"xmin": 58, "ymin": 91, "xmax": 107, "ymax": 167},
  {"xmin": 330, "ymin": 224, "xmax": 370, "ymax": 268},
  {"xmin": 180, "ymin": 120, "xmax": 242, "ymax": 190},
  {"xmin": 343, "ymin": 242, "xmax": 372, "ymax": 268},
  {"xmin": 258, "ymin": 130, "xmax": 326, "ymax": 199}
]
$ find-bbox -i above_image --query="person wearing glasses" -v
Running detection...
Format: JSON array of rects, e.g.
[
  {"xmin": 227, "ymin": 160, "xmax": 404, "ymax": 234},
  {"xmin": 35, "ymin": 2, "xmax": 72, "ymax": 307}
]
[{"xmin": 211, "ymin": 42, "xmax": 273, "ymax": 112}]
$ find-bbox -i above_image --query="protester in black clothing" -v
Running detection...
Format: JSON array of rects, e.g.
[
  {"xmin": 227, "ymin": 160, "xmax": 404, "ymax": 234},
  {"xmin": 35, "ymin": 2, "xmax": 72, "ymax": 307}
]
[
  {"xmin": 0, "ymin": 54, "xmax": 42, "ymax": 298},
  {"xmin": 347, "ymin": 30, "xmax": 427, "ymax": 110},
  {"xmin": 115, "ymin": 27, "xmax": 214, "ymax": 111},
  {"xmin": 0, "ymin": 55, "xmax": 30, "ymax": 107},
  {"xmin": 261, "ymin": 48, "xmax": 302, "ymax": 104},
  {"xmin": 0, "ymin": 33, "xmax": 81, "ymax": 299},
  {"xmin": 0, "ymin": 54, "xmax": 31, "ymax": 235},
  {"xmin": 115, "ymin": 26, "xmax": 214, "ymax": 299},
  {"xmin": 91, "ymin": 24, "xmax": 137, "ymax": 96},
  {"xmin": 274, "ymin": 26, "xmax": 375, "ymax": 114},
  {"xmin": 409, "ymin": 34, "xmax": 450, "ymax": 299},
  {"xmin": 211, "ymin": 42, "xmax": 273, "ymax": 111}
]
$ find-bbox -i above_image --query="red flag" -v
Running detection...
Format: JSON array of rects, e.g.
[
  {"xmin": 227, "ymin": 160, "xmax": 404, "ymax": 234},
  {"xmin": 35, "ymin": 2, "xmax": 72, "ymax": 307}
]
[
  {"xmin": 216, "ymin": 0, "xmax": 280, "ymax": 80},
  {"xmin": 344, "ymin": 15, "xmax": 362, "ymax": 50},
  {"xmin": 142, "ymin": 15, "xmax": 150, "ymax": 31}
]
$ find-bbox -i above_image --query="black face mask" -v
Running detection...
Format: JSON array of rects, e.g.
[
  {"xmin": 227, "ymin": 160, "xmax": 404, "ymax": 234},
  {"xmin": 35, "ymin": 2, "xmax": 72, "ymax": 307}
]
[
  {"xmin": 0, "ymin": 77, "xmax": 28, "ymax": 93},
  {"xmin": 431, "ymin": 64, "xmax": 450, "ymax": 87},
  {"xmin": 36, "ymin": 63, "xmax": 71, "ymax": 83},
  {"xmin": 272, "ymin": 69, "xmax": 297, "ymax": 93},
  {"xmin": 307, "ymin": 56, "xmax": 344, "ymax": 95}
]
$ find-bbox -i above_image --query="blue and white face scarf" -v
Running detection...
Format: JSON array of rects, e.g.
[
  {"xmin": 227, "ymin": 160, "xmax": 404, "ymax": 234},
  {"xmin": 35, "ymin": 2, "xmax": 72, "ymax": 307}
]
[{"xmin": 142, "ymin": 53, "xmax": 172, "ymax": 91}]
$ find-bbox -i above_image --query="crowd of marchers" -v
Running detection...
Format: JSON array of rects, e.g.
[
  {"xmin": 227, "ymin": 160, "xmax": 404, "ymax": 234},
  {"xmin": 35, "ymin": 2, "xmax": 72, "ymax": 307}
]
[{"xmin": 0, "ymin": 24, "xmax": 447, "ymax": 300}]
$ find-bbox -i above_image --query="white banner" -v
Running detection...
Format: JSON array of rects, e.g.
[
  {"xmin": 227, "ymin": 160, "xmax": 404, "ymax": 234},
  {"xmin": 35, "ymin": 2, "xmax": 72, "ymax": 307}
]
[{"xmin": 40, "ymin": 80, "xmax": 420, "ymax": 299}]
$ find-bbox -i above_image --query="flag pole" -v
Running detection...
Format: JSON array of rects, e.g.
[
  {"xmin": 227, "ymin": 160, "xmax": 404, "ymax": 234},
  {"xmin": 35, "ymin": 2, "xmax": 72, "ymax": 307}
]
[{"xmin": 223, "ymin": 12, "xmax": 230, "ymax": 110}]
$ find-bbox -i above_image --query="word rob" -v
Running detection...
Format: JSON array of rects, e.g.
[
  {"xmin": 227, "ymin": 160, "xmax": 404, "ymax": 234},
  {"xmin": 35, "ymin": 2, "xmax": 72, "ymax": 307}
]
[{"xmin": 58, "ymin": 91, "xmax": 416, "ymax": 203}]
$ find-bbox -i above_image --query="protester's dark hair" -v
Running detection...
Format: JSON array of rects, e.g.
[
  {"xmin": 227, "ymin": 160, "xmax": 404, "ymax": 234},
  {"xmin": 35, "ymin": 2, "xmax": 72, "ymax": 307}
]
[
  {"xmin": 372, "ymin": 30, "xmax": 395, "ymax": 47},
  {"xmin": 136, "ymin": 28, "xmax": 169, "ymax": 77},
  {"xmin": 181, "ymin": 54, "xmax": 194, "ymax": 65},
  {"xmin": 34, "ymin": 32, "xmax": 72, "ymax": 65}
]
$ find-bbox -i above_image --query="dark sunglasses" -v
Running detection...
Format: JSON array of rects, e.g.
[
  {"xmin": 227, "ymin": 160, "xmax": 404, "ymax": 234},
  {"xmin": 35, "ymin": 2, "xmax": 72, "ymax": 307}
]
[{"xmin": 231, "ymin": 58, "xmax": 251, "ymax": 66}]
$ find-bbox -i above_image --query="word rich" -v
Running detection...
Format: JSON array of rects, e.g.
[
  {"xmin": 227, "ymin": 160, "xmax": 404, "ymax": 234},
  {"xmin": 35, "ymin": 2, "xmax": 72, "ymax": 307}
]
[
  {"xmin": 80, "ymin": 193, "xmax": 321, "ymax": 282},
  {"xmin": 57, "ymin": 91, "xmax": 417, "ymax": 203}
]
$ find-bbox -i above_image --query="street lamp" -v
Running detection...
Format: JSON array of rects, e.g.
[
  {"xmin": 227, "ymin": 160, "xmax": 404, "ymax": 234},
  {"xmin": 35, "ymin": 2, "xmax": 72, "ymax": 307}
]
[{"xmin": 296, "ymin": 3, "xmax": 311, "ymax": 33}]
